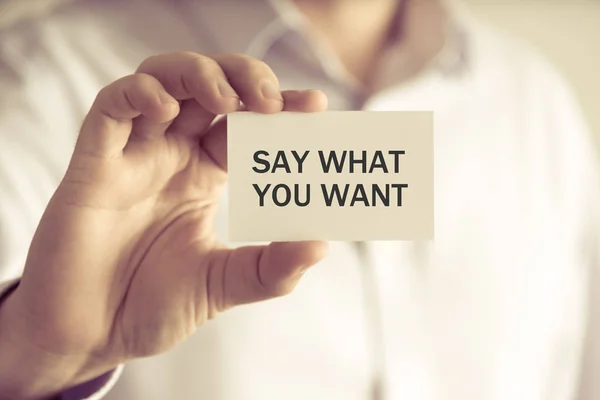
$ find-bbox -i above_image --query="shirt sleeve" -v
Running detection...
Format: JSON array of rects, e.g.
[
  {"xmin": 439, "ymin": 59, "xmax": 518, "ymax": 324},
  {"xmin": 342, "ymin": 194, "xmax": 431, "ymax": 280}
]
[
  {"xmin": 536, "ymin": 58, "xmax": 600, "ymax": 400},
  {"xmin": 552, "ymin": 78, "xmax": 600, "ymax": 400},
  {"xmin": 577, "ymin": 240, "xmax": 600, "ymax": 400},
  {"xmin": 59, "ymin": 366, "xmax": 124, "ymax": 400},
  {"xmin": 575, "ymin": 184, "xmax": 600, "ymax": 400}
]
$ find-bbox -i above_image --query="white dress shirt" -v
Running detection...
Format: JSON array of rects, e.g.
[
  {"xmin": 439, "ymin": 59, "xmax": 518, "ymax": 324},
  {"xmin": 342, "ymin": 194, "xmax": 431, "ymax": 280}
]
[{"xmin": 0, "ymin": 1, "xmax": 598, "ymax": 399}]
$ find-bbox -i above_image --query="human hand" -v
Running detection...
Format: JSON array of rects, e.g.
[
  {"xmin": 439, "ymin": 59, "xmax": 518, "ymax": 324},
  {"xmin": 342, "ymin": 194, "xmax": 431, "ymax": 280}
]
[{"xmin": 0, "ymin": 52, "xmax": 328, "ymax": 399}]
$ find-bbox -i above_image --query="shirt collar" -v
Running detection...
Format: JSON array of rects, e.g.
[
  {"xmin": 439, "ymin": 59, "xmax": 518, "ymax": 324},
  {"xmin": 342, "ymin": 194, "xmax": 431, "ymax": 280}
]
[
  {"xmin": 189, "ymin": 0, "xmax": 470, "ymax": 75},
  {"xmin": 185, "ymin": 0, "xmax": 286, "ymax": 57}
]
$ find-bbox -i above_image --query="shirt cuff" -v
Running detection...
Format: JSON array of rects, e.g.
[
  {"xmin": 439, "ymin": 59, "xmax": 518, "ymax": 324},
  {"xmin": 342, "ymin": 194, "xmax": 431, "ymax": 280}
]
[
  {"xmin": 0, "ymin": 279, "xmax": 124, "ymax": 400},
  {"xmin": 0, "ymin": 278, "xmax": 19, "ymax": 300},
  {"xmin": 60, "ymin": 365, "xmax": 124, "ymax": 400}
]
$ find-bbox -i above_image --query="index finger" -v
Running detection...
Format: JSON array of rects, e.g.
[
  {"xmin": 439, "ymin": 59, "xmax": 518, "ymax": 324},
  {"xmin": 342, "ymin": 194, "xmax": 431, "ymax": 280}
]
[
  {"xmin": 201, "ymin": 89, "xmax": 329, "ymax": 171},
  {"xmin": 136, "ymin": 52, "xmax": 240, "ymax": 115}
]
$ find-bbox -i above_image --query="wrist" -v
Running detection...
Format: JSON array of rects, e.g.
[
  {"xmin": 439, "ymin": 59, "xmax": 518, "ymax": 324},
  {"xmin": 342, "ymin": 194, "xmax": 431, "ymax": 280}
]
[{"xmin": 0, "ymin": 288, "xmax": 113, "ymax": 399}]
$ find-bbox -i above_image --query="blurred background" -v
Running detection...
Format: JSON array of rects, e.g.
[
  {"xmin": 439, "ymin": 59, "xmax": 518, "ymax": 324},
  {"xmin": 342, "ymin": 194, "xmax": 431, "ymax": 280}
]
[
  {"xmin": 1, "ymin": 0, "xmax": 599, "ymax": 139},
  {"xmin": 462, "ymin": 0, "xmax": 600, "ymax": 146}
]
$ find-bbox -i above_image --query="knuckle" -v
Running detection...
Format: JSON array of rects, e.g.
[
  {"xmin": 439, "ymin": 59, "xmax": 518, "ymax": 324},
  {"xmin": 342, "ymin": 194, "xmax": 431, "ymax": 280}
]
[
  {"xmin": 233, "ymin": 54, "xmax": 271, "ymax": 75},
  {"xmin": 120, "ymin": 75, "xmax": 153, "ymax": 108},
  {"xmin": 186, "ymin": 55, "xmax": 220, "ymax": 76},
  {"xmin": 95, "ymin": 84, "xmax": 112, "ymax": 102},
  {"xmin": 94, "ymin": 74, "xmax": 157, "ymax": 117},
  {"xmin": 137, "ymin": 54, "xmax": 160, "ymax": 72},
  {"xmin": 128, "ymin": 73, "xmax": 157, "ymax": 90},
  {"xmin": 178, "ymin": 50, "xmax": 203, "ymax": 59},
  {"xmin": 94, "ymin": 83, "xmax": 122, "ymax": 112},
  {"xmin": 100, "ymin": 74, "xmax": 150, "ymax": 97}
]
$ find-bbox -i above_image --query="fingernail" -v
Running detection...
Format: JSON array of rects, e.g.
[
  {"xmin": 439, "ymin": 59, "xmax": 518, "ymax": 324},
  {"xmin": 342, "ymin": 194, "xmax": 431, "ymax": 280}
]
[
  {"xmin": 218, "ymin": 81, "xmax": 238, "ymax": 98},
  {"xmin": 261, "ymin": 81, "xmax": 283, "ymax": 102}
]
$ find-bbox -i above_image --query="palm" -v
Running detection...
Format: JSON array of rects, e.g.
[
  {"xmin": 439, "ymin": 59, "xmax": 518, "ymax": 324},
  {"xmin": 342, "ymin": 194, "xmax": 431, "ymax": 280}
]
[
  {"xmin": 106, "ymin": 123, "xmax": 229, "ymax": 358},
  {"xmin": 16, "ymin": 116, "xmax": 225, "ymax": 359}
]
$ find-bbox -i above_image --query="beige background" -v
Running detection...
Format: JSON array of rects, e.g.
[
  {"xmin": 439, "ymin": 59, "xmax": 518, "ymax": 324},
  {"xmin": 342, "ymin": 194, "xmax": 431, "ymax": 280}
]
[
  {"xmin": 1, "ymin": 0, "xmax": 598, "ymax": 140},
  {"xmin": 462, "ymin": 0, "xmax": 600, "ymax": 144}
]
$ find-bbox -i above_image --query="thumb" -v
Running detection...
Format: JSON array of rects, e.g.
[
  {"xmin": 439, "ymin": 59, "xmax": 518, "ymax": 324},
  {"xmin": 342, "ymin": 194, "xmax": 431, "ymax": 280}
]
[{"xmin": 214, "ymin": 241, "xmax": 329, "ymax": 310}]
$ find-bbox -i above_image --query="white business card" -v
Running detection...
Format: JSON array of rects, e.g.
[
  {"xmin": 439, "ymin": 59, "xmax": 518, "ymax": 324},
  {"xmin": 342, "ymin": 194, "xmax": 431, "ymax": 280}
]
[{"xmin": 227, "ymin": 111, "xmax": 433, "ymax": 241}]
